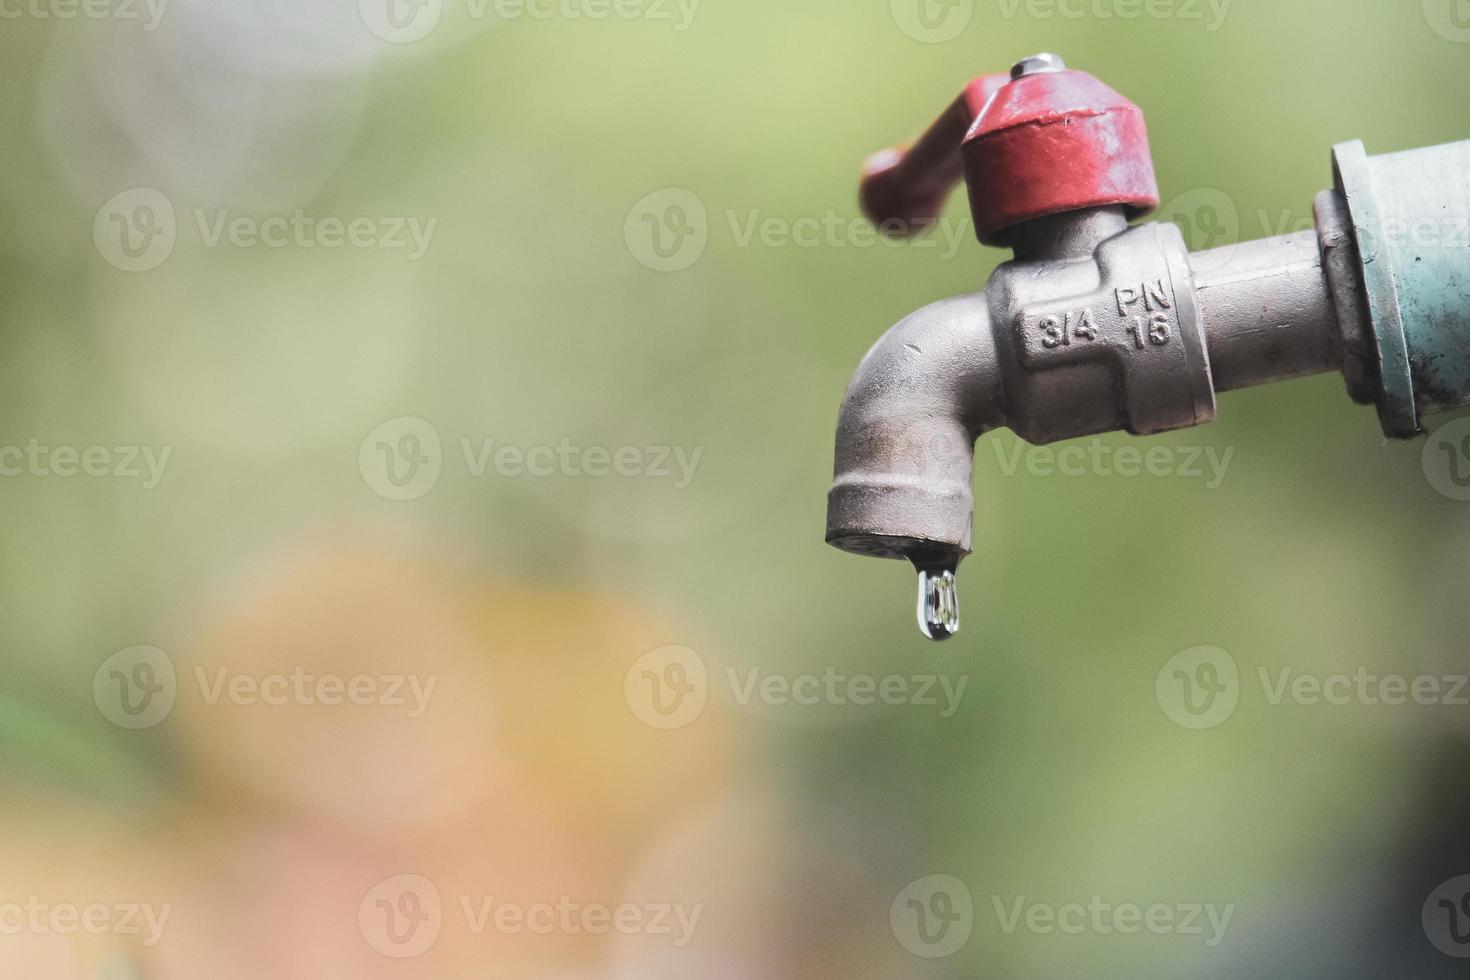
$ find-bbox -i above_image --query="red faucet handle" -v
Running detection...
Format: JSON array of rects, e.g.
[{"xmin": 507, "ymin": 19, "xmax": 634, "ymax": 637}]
[
  {"xmin": 860, "ymin": 56, "xmax": 1161, "ymax": 247},
  {"xmin": 962, "ymin": 61, "xmax": 1159, "ymax": 246},
  {"xmin": 858, "ymin": 73, "xmax": 1011, "ymax": 237}
]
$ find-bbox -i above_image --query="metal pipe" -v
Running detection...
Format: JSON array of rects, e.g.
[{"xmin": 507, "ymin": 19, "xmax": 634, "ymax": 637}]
[
  {"xmin": 1010, "ymin": 206, "xmax": 1129, "ymax": 263},
  {"xmin": 1191, "ymin": 231, "xmax": 1342, "ymax": 392}
]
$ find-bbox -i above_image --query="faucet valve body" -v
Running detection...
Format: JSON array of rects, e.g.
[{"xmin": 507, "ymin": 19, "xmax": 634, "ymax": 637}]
[
  {"xmin": 828, "ymin": 54, "xmax": 1470, "ymax": 639},
  {"xmin": 993, "ymin": 220, "xmax": 1215, "ymax": 444}
]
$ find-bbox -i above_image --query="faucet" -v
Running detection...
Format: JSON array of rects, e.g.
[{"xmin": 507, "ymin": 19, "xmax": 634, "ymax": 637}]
[{"xmin": 826, "ymin": 54, "xmax": 1470, "ymax": 641}]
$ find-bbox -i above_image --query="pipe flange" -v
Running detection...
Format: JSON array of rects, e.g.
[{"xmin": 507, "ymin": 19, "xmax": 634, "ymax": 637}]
[{"xmin": 1333, "ymin": 140, "xmax": 1419, "ymax": 437}]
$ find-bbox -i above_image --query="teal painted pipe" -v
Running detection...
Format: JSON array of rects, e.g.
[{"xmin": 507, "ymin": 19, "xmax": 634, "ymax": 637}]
[{"xmin": 1335, "ymin": 140, "xmax": 1470, "ymax": 437}]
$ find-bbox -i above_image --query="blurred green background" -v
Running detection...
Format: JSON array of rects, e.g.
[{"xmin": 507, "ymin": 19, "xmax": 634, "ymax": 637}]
[{"xmin": 1, "ymin": 0, "xmax": 1469, "ymax": 976}]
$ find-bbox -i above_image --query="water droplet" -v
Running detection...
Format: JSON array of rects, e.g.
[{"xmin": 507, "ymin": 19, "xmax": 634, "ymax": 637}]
[{"xmin": 916, "ymin": 563, "xmax": 960, "ymax": 642}]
